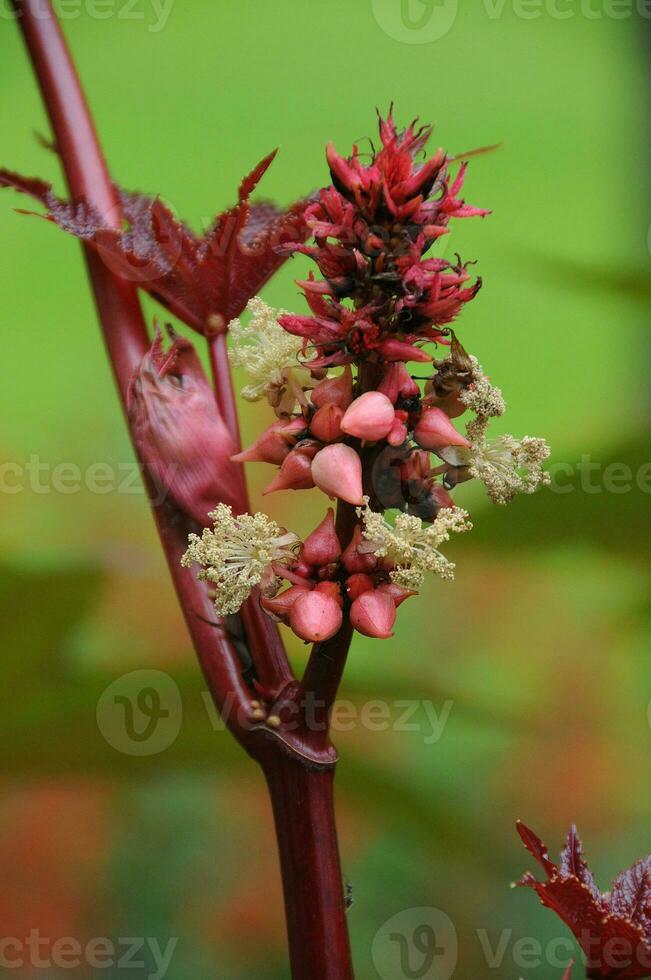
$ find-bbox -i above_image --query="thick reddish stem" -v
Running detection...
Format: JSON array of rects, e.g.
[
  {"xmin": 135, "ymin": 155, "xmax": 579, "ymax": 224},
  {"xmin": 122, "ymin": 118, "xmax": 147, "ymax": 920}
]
[
  {"xmin": 297, "ymin": 363, "xmax": 383, "ymax": 726},
  {"xmin": 208, "ymin": 332, "xmax": 293, "ymax": 691},
  {"xmin": 11, "ymin": 0, "xmax": 256, "ymax": 741},
  {"xmin": 262, "ymin": 752, "xmax": 354, "ymax": 980}
]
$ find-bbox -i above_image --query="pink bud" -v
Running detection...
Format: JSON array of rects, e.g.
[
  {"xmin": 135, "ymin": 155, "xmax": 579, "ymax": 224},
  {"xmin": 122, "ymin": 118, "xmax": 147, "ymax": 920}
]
[
  {"xmin": 387, "ymin": 415, "xmax": 409, "ymax": 447},
  {"xmin": 302, "ymin": 508, "xmax": 342, "ymax": 566},
  {"xmin": 261, "ymin": 585, "xmax": 311, "ymax": 621},
  {"xmin": 314, "ymin": 580, "xmax": 343, "ymax": 607},
  {"xmin": 263, "ymin": 445, "xmax": 317, "ymax": 495},
  {"xmin": 310, "ymin": 403, "xmax": 344, "ymax": 443},
  {"xmin": 342, "ymin": 525, "xmax": 378, "ymax": 574},
  {"xmin": 128, "ymin": 328, "xmax": 239, "ymax": 525},
  {"xmin": 376, "ymin": 582, "xmax": 416, "ymax": 608},
  {"xmin": 378, "ymin": 363, "xmax": 420, "ymax": 403},
  {"xmin": 311, "ymin": 366, "xmax": 354, "ymax": 411},
  {"xmin": 350, "ymin": 589, "xmax": 397, "ymax": 639},
  {"xmin": 232, "ymin": 418, "xmax": 306, "ymax": 465},
  {"xmin": 289, "ymin": 590, "xmax": 343, "ymax": 642},
  {"xmin": 341, "ymin": 391, "xmax": 396, "ymax": 442},
  {"xmin": 414, "ymin": 407, "xmax": 471, "ymax": 451},
  {"xmin": 312, "ymin": 444, "xmax": 364, "ymax": 505},
  {"xmin": 345, "ymin": 573, "xmax": 374, "ymax": 601}
]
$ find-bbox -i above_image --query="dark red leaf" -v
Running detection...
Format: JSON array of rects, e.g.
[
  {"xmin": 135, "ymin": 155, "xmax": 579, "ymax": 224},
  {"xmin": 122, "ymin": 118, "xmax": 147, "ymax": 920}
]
[
  {"xmin": 611, "ymin": 859, "xmax": 651, "ymax": 933},
  {"xmin": 517, "ymin": 824, "xmax": 651, "ymax": 980},
  {"xmin": 0, "ymin": 155, "xmax": 313, "ymax": 335},
  {"xmin": 517, "ymin": 820, "xmax": 558, "ymax": 877},
  {"xmin": 561, "ymin": 825, "xmax": 600, "ymax": 900}
]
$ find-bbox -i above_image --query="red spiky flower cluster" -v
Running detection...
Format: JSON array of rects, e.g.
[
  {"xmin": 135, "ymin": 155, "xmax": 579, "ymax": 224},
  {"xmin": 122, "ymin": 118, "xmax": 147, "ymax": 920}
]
[{"xmin": 279, "ymin": 110, "xmax": 489, "ymax": 368}]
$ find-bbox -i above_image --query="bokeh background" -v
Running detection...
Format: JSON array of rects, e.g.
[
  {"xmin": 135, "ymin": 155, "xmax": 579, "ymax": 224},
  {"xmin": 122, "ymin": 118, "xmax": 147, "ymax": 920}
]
[{"xmin": 1, "ymin": 1, "xmax": 649, "ymax": 977}]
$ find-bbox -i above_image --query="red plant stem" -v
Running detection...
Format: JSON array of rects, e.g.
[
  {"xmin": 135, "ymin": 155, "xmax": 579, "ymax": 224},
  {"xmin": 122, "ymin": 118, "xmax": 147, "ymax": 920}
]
[
  {"xmin": 208, "ymin": 333, "xmax": 293, "ymax": 691},
  {"xmin": 11, "ymin": 4, "xmax": 355, "ymax": 976},
  {"xmin": 262, "ymin": 753, "xmax": 353, "ymax": 980},
  {"xmin": 297, "ymin": 362, "xmax": 382, "ymax": 726},
  {"xmin": 10, "ymin": 0, "xmax": 256, "ymax": 742}
]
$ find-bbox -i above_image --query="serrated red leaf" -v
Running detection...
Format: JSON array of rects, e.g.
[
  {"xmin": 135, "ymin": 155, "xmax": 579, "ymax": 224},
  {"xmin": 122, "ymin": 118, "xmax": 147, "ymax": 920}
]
[
  {"xmin": 517, "ymin": 820, "xmax": 558, "ymax": 876},
  {"xmin": 561, "ymin": 825, "xmax": 601, "ymax": 900},
  {"xmin": 611, "ymin": 859, "xmax": 651, "ymax": 933},
  {"xmin": 517, "ymin": 824, "xmax": 651, "ymax": 979},
  {"xmin": 0, "ymin": 155, "xmax": 312, "ymax": 334}
]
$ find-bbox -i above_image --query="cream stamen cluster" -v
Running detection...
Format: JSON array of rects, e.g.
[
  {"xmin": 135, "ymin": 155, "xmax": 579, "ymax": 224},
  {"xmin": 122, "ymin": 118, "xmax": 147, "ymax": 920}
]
[
  {"xmin": 182, "ymin": 503, "xmax": 299, "ymax": 615},
  {"xmin": 357, "ymin": 499, "xmax": 472, "ymax": 589},
  {"xmin": 228, "ymin": 297, "xmax": 308, "ymax": 412}
]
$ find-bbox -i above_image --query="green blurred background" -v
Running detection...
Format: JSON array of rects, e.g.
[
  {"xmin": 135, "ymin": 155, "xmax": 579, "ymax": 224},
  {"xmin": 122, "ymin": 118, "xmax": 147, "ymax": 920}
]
[{"xmin": 1, "ymin": 1, "xmax": 649, "ymax": 977}]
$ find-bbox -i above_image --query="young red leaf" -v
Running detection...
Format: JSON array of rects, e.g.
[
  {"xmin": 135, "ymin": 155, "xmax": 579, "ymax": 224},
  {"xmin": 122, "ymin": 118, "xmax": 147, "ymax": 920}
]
[
  {"xmin": 517, "ymin": 823, "xmax": 651, "ymax": 979},
  {"xmin": 0, "ymin": 154, "xmax": 312, "ymax": 334}
]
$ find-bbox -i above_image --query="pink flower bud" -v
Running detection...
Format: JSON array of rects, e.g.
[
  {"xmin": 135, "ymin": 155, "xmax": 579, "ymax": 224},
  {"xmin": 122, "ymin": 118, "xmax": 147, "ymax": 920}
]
[
  {"xmin": 378, "ymin": 363, "xmax": 420, "ymax": 403},
  {"xmin": 263, "ymin": 444, "xmax": 317, "ymax": 495},
  {"xmin": 312, "ymin": 444, "xmax": 364, "ymax": 505},
  {"xmin": 311, "ymin": 366, "xmax": 354, "ymax": 410},
  {"xmin": 302, "ymin": 508, "xmax": 342, "ymax": 566},
  {"xmin": 261, "ymin": 585, "xmax": 311, "ymax": 621},
  {"xmin": 289, "ymin": 590, "xmax": 343, "ymax": 642},
  {"xmin": 387, "ymin": 414, "xmax": 409, "ymax": 447},
  {"xmin": 342, "ymin": 525, "xmax": 378, "ymax": 574},
  {"xmin": 314, "ymin": 580, "xmax": 343, "ymax": 607},
  {"xmin": 128, "ymin": 328, "xmax": 239, "ymax": 525},
  {"xmin": 414, "ymin": 407, "xmax": 471, "ymax": 451},
  {"xmin": 309, "ymin": 403, "xmax": 344, "ymax": 443},
  {"xmin": 232, "ymin": 417, "xmax": 306, "ymax": 465},
  {"xmin": 350, "ymin": 589, "xmax": 396, "ymax": 639},
  {"xmin": 376, "ymin": 582, "xmax": 416, "ymax": 608},
  {"xmin": 345, "ymin": 573, "xmax": 374, "ymax": 601},
  {"xmin": 341, "ymin": 392, "xmax": 396, "ymax": 442}
]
